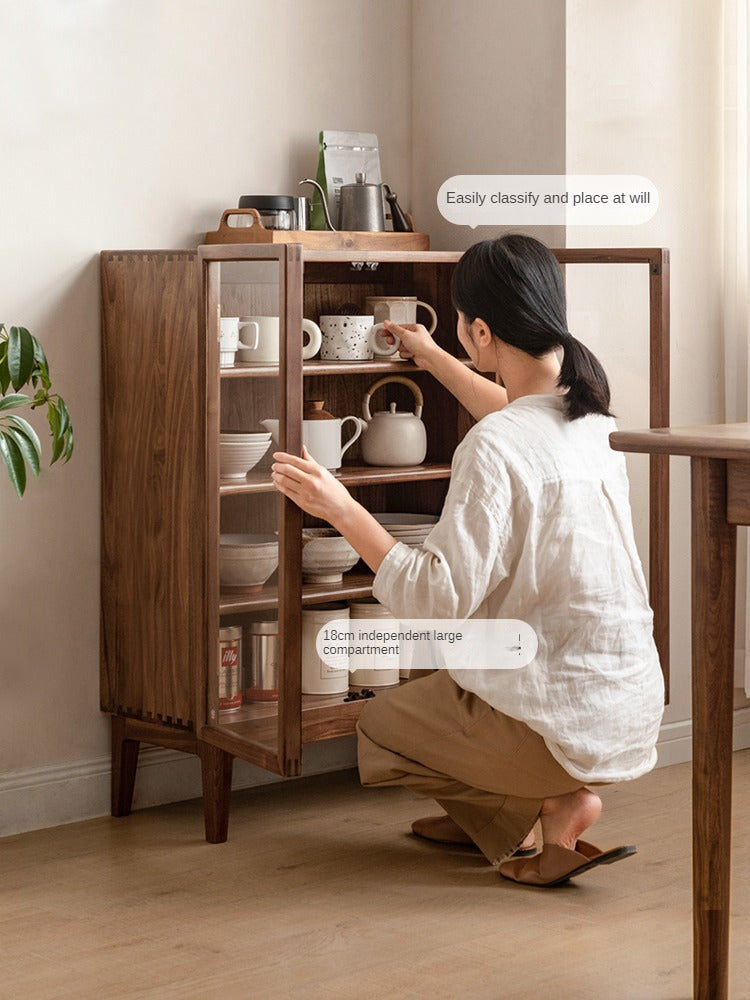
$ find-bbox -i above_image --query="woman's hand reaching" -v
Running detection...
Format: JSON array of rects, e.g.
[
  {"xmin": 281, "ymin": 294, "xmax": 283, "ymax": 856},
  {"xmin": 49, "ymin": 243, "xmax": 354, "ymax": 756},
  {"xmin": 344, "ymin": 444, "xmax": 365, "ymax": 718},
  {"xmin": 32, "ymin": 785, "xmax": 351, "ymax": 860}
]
[
  {"xmin": 271, "ymin": 446, "xmax": 353, "ymax": 523},
  {"xmin": 271, "ymin": 446, "xmax": 398, "ymax": 574},
  {"xmin": 380, "ymin": 320, "xmax": 441, "ymax": 369}
]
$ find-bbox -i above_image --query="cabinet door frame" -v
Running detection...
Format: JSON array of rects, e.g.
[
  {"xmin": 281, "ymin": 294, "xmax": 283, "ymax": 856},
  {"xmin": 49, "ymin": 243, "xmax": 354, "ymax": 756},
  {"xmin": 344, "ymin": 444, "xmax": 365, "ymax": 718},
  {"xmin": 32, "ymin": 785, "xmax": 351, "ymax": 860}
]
[{"xmin": 199, "ymin": 243, "xmax": 304, "ymax": 776}]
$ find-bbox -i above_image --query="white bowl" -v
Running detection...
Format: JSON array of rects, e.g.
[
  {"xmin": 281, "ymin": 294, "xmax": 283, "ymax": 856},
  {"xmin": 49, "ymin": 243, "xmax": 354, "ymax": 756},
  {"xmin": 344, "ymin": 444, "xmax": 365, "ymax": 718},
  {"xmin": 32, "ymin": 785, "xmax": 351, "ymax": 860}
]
[
  {"xmin": 219, "ymin": 436, "xmax": 272, "ymax": 479},
  {"xmin": 219, "ymin": 533, "xmax": 278, "ymax": 592},
  {"xmin": 301, "ymin": 528, "xmax": 359, "ymax": 584},
  {"xmin": 220, "ymin": 431, "xmax": 272, "ymax": 444}
]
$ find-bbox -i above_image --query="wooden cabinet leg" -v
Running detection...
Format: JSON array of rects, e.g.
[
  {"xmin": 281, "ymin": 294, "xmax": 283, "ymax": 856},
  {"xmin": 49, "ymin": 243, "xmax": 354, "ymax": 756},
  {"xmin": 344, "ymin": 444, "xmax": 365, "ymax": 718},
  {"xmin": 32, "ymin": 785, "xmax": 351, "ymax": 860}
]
[
  {"xmin": 111, "ymin": 716, "xmax": 141, "ymax": 817},
  {"xmin": 199, "ymin": 742, "xmax": 234, "ymax": 844}
]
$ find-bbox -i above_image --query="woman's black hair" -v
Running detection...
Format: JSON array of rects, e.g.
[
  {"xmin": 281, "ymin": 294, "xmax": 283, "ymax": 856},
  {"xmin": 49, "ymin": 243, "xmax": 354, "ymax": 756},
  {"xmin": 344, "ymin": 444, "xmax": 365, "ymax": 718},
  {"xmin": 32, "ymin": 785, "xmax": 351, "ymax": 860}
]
[{"xmin": 450, "ymin": 234, "xmax": 612, "ymax": 421}]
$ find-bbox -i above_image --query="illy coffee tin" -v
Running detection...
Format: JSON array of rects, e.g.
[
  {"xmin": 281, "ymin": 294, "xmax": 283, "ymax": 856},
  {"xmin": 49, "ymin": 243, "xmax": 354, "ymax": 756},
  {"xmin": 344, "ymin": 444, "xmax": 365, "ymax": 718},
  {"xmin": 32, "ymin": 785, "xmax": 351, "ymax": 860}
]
[
  {"xmin": 246, "ymin": 619, "xmax": 279, "ymax": 702},
  {"xmin": 218, "ymin": 626, "xmax": 243, "ymax": 711}
]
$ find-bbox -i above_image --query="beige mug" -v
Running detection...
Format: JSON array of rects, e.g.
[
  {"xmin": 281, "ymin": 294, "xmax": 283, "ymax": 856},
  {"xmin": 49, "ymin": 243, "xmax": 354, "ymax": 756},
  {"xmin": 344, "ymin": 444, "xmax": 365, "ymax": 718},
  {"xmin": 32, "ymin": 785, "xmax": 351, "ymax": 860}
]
[{"xmin": 365, "ymin": 296, "xmax": 438, "ymax": 334}]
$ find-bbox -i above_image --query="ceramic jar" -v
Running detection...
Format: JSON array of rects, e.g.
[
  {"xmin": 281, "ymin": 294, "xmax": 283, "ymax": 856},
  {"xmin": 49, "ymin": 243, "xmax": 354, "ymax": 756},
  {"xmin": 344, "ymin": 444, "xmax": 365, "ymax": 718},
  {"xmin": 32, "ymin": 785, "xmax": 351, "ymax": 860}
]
[
  {"xmin": 348, "ymin": 598, "xmax": 400, "ymax": 688},
  {"xmin": 301, "ymin": 603, "xmax": 349, "ymax": 695}
]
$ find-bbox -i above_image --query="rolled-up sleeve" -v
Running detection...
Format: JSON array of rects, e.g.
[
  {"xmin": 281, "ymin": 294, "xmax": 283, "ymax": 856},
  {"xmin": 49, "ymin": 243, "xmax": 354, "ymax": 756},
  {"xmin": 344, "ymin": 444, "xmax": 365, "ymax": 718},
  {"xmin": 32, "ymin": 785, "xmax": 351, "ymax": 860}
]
[{"xmin": 372, "ymin": 465, "xmax": 515, "ymax": 621}]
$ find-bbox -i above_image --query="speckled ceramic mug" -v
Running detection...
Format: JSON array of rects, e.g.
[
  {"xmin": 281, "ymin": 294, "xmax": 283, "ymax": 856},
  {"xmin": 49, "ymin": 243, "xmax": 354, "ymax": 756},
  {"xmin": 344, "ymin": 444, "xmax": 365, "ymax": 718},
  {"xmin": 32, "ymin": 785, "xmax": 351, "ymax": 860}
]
[{"xmin": 319, "ymin": 315, "xmax": 393, "ymax": 361}]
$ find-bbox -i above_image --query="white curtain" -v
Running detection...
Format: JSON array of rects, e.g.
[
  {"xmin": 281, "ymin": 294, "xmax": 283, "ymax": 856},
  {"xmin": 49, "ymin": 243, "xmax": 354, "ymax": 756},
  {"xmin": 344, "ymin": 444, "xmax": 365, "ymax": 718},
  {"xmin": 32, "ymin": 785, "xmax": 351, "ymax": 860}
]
[{"xmin": 723, "ymin": 0, "xmax": 750, "ymax": 694}]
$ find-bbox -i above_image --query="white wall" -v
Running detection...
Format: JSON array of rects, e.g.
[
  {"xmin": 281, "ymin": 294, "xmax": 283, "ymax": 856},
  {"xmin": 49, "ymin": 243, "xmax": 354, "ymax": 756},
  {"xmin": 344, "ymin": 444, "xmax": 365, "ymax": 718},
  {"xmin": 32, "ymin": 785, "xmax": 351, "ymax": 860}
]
[
  {"xmin": 0, "ymin": 0, "xmax": 412, "ymax": 835},
  {"xmin": 564, "ymin": 0, "xmax": 750, "ymax": 754},
  {"xmin": 411, "ymin": 0, "xmax": 566, "ymax": 247}
]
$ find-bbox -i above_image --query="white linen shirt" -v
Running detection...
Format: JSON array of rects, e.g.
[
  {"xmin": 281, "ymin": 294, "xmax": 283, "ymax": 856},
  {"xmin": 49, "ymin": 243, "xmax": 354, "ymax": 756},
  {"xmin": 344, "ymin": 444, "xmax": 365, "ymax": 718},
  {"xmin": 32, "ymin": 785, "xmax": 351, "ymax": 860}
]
[{"xmin": 372, "ymin": 393, "xmax": 665, "ymax": 783}]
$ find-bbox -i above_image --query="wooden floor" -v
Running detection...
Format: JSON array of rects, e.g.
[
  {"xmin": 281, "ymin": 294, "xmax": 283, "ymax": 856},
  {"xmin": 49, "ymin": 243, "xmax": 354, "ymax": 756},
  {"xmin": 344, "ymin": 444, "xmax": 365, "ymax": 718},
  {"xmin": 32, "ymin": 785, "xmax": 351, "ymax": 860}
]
[{"xmin": 2, "ymin": 751, "xmax": 749, "ymax": 1000}]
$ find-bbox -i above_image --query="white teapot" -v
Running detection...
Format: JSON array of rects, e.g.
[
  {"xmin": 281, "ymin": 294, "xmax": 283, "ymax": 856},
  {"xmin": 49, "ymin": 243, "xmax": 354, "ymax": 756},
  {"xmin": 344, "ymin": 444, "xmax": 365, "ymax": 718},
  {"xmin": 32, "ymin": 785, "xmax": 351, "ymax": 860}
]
[{"xmin": 360, "ymin": 376, "xmax": 427, "ymax": 467}]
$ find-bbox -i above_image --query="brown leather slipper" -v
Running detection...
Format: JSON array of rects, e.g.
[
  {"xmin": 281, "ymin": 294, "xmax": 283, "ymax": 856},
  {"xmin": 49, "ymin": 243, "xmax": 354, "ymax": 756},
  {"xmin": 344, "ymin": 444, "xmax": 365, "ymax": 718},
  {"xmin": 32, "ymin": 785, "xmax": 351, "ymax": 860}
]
[
  {"xmin": 499, "ymin": 839, "xmax": 636, "ymax": 887},
  {"xmin": 411, "ymin": 814, "xmax": 537, "ymax": 858}
]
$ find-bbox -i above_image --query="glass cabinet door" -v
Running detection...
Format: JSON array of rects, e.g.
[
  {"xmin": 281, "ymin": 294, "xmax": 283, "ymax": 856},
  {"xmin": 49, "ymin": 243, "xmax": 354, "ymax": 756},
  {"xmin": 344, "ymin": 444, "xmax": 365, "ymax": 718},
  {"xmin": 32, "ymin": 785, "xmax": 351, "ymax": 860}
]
[{"xmin": 201, "ymin": 245, "xmax": 304, "ymax": 777}]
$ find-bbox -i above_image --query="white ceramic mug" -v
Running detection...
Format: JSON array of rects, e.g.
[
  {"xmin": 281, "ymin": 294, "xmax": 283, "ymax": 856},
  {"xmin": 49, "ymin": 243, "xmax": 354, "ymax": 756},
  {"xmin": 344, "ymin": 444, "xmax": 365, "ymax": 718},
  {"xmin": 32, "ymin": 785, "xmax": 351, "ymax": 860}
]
[
  {"xmin": 304, "ymin": 416, "xmax": 363, "ymax": 470},
  {"xmin": 260, "ymin": 415, "xmax": 363, "ymax": 471},
  {"xmin": 365, "ymin": 296, "xmax": 438, "ymax": 334},
  {"xmin": 319, "ymin": 315, "xmax": 393, "ymax": 362},
  {"xmin": 220, "ymin": 316, "xmax": 259, "ymax": 367},
  {"xmin": 236, "ymin": 316, "xmax": 322, "ymax": 365}
]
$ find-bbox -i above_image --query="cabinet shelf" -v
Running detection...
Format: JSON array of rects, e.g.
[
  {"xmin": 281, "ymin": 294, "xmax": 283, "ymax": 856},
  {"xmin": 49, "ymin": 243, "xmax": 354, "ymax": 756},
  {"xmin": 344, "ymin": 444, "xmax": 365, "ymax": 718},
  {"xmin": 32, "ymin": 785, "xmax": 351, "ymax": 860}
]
[
  {"xmin": 216, "ymin": 697, "xmax": 365, "ymax": 746},
  {"xmin": 219, "ymin": 462, "xmax": 453, "ymax": 496},
  {"xmin": 219, "ymin": 687, "xmax": 401, "ymax": 744},
  {"xmin": 219, "ymin": 571, "xmax": 376, "ymax": 615},
  {"xmin": 220, "ymin": 358, "xmax": 474, "ymax": 379}
]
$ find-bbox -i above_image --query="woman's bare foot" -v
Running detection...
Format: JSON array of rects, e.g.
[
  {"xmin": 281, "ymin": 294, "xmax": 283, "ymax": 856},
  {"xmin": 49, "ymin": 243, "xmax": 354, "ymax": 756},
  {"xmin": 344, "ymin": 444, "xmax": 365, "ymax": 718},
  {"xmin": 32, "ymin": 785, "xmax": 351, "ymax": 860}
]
[
  {"xmin": 412, "ymin": 814, "xmax": 537, "ymax": 852},
  {"xmin": 518, "ymin": 828, "xmax": 536, "ymax": 850},
  {"xmin": 539, "ymin": 788, "xmax": 602, "ymax": 851}
]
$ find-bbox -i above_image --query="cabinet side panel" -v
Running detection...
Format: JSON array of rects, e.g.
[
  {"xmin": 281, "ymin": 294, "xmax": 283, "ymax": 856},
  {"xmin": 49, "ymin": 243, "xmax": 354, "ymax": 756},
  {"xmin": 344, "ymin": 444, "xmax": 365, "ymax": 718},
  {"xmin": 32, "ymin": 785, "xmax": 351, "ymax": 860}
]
[{"xmin": 100, "ymin": 251, "xmax": 203, "ymax": 729}]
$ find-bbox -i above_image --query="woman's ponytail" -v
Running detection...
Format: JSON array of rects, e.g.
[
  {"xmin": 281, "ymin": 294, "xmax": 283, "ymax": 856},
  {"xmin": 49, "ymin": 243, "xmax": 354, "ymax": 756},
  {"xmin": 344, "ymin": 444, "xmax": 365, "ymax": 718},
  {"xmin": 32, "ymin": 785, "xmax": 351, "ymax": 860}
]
[
  {"xmin": 557, "ymin": 335, "xmax": 612, "ymax": 421},
  {"xmin": 451, "ymin": 235, "xmax": 614, "ymax": 422}
]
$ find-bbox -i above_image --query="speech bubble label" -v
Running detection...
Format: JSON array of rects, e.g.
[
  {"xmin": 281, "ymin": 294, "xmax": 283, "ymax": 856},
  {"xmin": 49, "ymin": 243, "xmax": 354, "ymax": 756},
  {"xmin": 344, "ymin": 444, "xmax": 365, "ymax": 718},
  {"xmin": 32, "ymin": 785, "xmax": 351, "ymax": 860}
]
[
  {"xmin": 437, "ymin": 175, "xmax": 659, "ymax": 228},
  {"xmin": 315, "ymin": 618, "xmax": 538, "ymax": 672}
]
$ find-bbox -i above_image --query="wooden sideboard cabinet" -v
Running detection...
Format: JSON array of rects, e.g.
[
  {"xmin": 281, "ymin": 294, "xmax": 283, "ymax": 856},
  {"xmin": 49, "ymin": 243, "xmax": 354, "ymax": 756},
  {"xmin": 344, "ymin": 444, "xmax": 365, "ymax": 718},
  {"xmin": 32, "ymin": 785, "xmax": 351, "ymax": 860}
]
[{"xmin": 100, "ymin": 244, "xmax": 669, "ymax": 843}]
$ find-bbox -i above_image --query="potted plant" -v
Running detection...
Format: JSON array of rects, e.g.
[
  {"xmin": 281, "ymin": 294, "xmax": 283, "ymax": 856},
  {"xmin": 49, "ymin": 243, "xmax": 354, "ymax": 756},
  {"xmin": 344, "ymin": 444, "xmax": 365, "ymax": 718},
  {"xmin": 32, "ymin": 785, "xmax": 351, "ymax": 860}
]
[{"xmin": 0, "ymin": 323, "xmax": 73, "ymax": 497}]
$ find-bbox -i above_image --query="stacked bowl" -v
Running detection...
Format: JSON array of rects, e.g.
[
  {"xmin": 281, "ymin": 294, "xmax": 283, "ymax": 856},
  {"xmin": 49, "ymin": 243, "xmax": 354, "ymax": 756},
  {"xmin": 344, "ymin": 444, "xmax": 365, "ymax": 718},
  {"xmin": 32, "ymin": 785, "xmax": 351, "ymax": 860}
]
[
  {"xmin": 372, "ymin": 513, "xmax": 438, "ymax": 546},
  {"xmin": 220, "ymin": 533, "xmax": 279, "ymax": 592},
  {"xmin": 301, "ymin": 528, "xmax": 360, "ymax": 584},
  {"xmin": 219, "ymin": 431, "xmax": 272, "ymax": 480}
]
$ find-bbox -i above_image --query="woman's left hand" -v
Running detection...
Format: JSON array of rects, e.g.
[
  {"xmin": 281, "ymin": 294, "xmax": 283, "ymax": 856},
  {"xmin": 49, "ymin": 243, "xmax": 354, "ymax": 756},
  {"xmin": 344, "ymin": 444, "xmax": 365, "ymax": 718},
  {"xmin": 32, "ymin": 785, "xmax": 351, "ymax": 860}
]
[{"xmin": 271, "ymin": 446, "xmax": 354, "ymax": 522}]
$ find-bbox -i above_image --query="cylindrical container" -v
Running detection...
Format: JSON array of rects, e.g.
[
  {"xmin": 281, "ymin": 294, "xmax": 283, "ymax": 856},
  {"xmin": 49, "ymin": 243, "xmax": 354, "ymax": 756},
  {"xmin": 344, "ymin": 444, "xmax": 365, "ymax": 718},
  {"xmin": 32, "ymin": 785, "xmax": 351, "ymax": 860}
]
[
  {"xmin": 301, "ymin": 603, "xmax": 349, "ymax": 695},
  {"xmin": 348, "ymin": 598, "xmax": 400, "ymax": 688},
  {"xmin": 218, "ymin": 626, "xmax": 243, "ymax": 711},
  {"xmin": 238, "ymin": 195, "xmax": 296, "ymax": 230},
  {"xmin": 246, "ymin": 619, "xmax": 279, "ymax": 702},
  {"xmin": 294, "ymin": 196, "xmax": 310, "ymax": 230}
]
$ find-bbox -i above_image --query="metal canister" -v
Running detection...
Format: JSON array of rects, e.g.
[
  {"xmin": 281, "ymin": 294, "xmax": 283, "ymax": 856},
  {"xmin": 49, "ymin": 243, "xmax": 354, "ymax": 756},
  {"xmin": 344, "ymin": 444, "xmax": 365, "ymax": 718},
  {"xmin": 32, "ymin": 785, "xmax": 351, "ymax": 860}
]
[
  {"xmin": 246, "ymin": 619, "xmax": 279, "ymax": 702},
  {"xmin": 218, "ymin": 626, "xmax": 243, "ymax": 711}
]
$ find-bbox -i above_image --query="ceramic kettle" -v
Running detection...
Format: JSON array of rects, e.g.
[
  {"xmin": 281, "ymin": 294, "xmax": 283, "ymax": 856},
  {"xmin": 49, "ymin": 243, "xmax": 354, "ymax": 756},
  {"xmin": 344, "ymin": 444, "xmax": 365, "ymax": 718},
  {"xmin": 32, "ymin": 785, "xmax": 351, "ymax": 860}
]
[
  {"xmin": 299, "ymin": 174, "xmax": 386, "ymax": 232},
  {"xmin": 360, "ymin": 376, "xmax": 427, "ymax": 467}
]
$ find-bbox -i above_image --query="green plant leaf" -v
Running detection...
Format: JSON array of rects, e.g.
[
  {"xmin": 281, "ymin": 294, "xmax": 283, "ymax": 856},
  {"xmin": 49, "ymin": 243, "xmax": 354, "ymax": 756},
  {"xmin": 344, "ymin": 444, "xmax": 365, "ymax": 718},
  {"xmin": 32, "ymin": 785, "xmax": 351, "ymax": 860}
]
[
  {"xmin": 0, "ymin": 350, "xmax": 9, "ymax": 394},
  {"xmin": 0, "ymin": 392, "xmax": 30, "ymax": 412},
  {"xmin": 2, "ymin": 414, "xmax": 42, "ymax": 456},
  {"xmin": 54, "ymin": 397, "xmax": 74, "ymax": 463},
  {"xmin": 4, "ymin": 423, "xmax": 40, "ymax": 477},
  {"xmin": 0, "ymin": 430, "xmax": 27, "ymax": 497},
  {"xmin": 57, "ymin": 396, "xmax": 70, "ymax": 434},
  {"xmin": 47, "ymin": 401, "xmax": 64, "ymax": 463},
  {"xmin": 8, "ymin": 326, "xmax": 36, "ymax": 390},
  {"xmin": 0, "ymin": 323, "xmax": 73, "ymax": 493}
]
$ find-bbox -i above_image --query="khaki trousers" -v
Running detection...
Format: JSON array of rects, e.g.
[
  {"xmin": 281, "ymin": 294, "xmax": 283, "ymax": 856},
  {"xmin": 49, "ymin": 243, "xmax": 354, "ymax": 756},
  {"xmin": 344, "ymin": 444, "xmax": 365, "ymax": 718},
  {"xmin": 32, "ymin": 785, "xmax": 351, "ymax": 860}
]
[{"xmin": 356, "ymin": 670, "xmax": 582, "ymax": 865}]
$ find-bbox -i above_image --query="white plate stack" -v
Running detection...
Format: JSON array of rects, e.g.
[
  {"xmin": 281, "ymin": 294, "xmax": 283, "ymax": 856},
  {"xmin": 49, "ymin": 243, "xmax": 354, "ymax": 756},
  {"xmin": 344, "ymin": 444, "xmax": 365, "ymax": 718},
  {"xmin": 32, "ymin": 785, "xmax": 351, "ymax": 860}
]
[{"xmin": 372, "ymin": 512, "xmax": 438, "ymax": 546}]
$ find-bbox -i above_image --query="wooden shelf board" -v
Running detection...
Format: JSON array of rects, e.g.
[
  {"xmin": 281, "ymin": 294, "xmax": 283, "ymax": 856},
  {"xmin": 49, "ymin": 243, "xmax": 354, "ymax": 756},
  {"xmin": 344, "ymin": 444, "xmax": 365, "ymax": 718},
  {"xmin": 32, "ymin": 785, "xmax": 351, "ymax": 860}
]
[
  {"xmin": 219, "ymin": 572, "xmax": 376, "ymax": 614},
  {"xmin": 216, "ymin": 686, "xmax": 403, "ymax": 744},
  {"xmin": 302, "ymin": 249, "xmax": 462, "ymax": 265},
  {"xmin": 219, "ymin": 462, "xmax": 452, "ymax": 497},
  {"xmin": 220, "ymin": 359, "xmax": 474, "ymax": 378}
]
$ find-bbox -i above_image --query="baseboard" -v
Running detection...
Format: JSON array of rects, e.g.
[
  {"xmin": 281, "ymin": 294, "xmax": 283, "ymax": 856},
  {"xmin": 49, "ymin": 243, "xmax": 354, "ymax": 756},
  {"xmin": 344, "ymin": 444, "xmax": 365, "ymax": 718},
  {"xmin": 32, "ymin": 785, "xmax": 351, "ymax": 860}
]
[
  {"xmin": 654, "ymin": 705, "xmax": 750, "ymax": 768},
  {"xmin": 0, "ymin": 736, "xmax": 358, "ymax": 839},
  {"xmin": 4, "ymin": 710, "xmax": 750, "ymax": 840}
]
